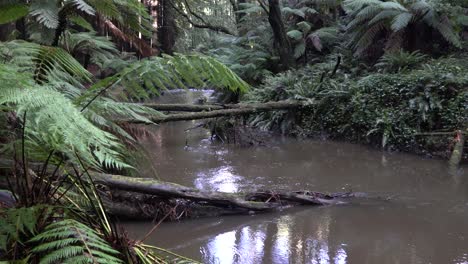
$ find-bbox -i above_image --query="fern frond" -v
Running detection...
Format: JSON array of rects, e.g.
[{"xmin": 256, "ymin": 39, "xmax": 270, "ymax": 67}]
[
  {"xmin": 431, "ymin": 16, "xmax": 462, "ymax": 48},
  {"xmin": 391, "ymin": 12, "xmax": 413, "ymax": 31},
  {"xmin": 61, "ymin": 31, "xmax": 119, "ymax": 67},
  {"xmin": 368, "ymin": 9, "xmax": 400, "ymax": 25},
  {"xmin": 29, "ymin": 0, "xmax": 60, "ymax": 29},
  {"xmin": 85, "ymin": 54, "xmax": 250, "ymax": 100},
  {"xmin": 66, "ymin": 0, "xmax": 95, "ymax": 15},
  {"xmin": 0, "ymin": 40, "xmax": 92, "ymax": 83},
  {"xmin": 0, "ymin": 205, "xmax": 52, "ymax": 251},
  {"xmin": 354, "ymin": 21, "xmax": 386, "ymax": 55},
  {"xmin": 30, "ymin": 219, "xmax": 123, "ymax": 264},
  {"xmin": 0, "ymin": 64, "xmax": 128, "ymax": 169}
]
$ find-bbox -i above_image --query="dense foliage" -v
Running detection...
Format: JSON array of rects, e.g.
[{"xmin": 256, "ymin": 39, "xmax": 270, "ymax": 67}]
[
  {"xmin": 0, "ymin": 0, "xmax": 466, "ymax": 263},
  {"xmin": 246, "ymin": 54, "xmax": 467, "ymax": 155}
]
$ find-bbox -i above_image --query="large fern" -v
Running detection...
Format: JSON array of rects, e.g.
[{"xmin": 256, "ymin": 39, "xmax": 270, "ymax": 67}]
[
  {"xmin": 60, "ymin": 31, "xmax": 119, "ymax": 68},
  {"xmin": 0, "ymin": 0, "xmax": 153, "ymax": 44},
  {"xmin": 0, "ymin": 63, "xmax": 129, "ymax": 169},
  {"xmin": 344, "ymin": 0, "xmax": 464, "ymax": 56},
  {"xmin": 30, "ymin": 219, "xmax": 123, "ymax": 264}
]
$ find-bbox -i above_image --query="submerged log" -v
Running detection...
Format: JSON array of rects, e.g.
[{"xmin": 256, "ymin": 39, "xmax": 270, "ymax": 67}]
[
  {"xmin": 91, "ymin": 173, "xmax": 364, "ymax": 219},
  {"xmin": 123, "ymin": 100, "xmax": 307, "ymax": 124}
]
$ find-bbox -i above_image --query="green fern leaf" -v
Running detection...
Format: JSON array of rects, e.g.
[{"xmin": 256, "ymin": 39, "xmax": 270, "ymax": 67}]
[
  {"xmin": 30, "ymin": 219, "xmax": 123, "ymax": 264},
  {"xmin": 29, "ymin": 0, "xmax": 60, "ymax": 29},
  {"xmin": 391, "ymin": 12, "xmax": 413, "ymax": 31},
  {"xmin": 287, "ymin": 30, "xmax": 304, "ymax": 41},
  {"xmin": 294, "ymin": 41, "xmax": 306, "ymax": 58}
]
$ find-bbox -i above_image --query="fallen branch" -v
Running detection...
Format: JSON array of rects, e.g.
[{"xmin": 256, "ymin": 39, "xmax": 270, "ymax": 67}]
[
  {"xmin": 91, "ymin": 173, "xmax": 364, "ymax": 216},
  {"xmin": 1, "ymin": 158, "xmax": 372, "ymax": 219},
  {"xmin": 124, "ymin": 101, "xmax": 307, "ymax": 124}
]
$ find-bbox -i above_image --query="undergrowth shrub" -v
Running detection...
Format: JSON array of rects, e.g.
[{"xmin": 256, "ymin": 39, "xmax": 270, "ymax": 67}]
[{"xmin": 246, "ymin": 54, "xmax": 468, "ymax": 156}]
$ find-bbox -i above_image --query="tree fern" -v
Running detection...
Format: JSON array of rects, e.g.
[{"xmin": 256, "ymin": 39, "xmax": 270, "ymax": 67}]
[
  {"xmin": 30, "ymin": 219, "xmax": 123, "ymax": 264},
  {"xmin": 1, "ymin": 0, "xmax": 153, "ymax": 44},
  {"xmin": 344, "ymin": 0, "xmax": 464, "ymax": 57},
  {"xmin": 61, "ymin": 31, "xmax": 119, "ymax": 68}
]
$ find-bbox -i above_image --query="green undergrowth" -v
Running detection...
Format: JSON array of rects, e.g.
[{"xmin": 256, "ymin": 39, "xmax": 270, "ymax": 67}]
[{"xmin": 244, "ymin": 54, "xmax": 468, "ymax": 158}]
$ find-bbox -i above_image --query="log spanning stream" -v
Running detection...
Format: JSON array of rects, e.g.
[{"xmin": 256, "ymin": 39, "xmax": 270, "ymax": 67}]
[{"xmin": 124, "ymin": 90, "xmax": 468, "ymax": 264}]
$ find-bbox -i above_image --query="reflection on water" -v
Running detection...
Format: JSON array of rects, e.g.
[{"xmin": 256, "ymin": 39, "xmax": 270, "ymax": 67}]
[
  {"xmin": 125, "ymin": 90, "xmax": 468, "ymax": 264},
  {"xmin": 195, "ymin": 166, "xmax": 241, "ymax": 193}
]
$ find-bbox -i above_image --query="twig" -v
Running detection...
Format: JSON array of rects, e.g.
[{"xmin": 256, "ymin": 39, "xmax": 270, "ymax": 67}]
[{"xmin": 140, "ymin": 204, "xmax": 179, "ymax": 243}]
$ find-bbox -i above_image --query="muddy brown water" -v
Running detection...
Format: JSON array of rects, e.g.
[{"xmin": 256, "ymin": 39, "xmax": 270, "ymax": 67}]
[{"xmin": 124, "ymin": 90, "xmax": 468, "ymax": 264}]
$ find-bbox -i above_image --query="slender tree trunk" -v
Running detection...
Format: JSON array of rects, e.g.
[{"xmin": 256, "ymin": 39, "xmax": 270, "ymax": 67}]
[
  {"xmin": 267, "ymin": 0, "xmax": 294, "ymax": 69},
  {"xmin": 231, "ymin": 0, "xmax": 247, "ymax": 35},
  {"xmin": 158, "ymin": 0, "xmax": 177, "ymax": 54}
]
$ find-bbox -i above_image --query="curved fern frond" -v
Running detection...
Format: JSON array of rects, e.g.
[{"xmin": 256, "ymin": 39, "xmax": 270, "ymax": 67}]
[
  {"xmin": 391, "ymin": 12, "xmax": 413, "ymax": 31},
  {"xmin": 345, "ymin": 0, "xmax": 463, "ymax": 57},
  {"xmin": 0, "ymin": 64, "xmax": 128, "ymax": 169},
  {"xmin": 61, "ymin": 31, "xmax": 119, "ymax": 67},
  {"xmin": 66, "ymin": 0, "xmax": 95, "ymax": 15},
  {"xmin": 30, "ymin": 219, "xmax": 123, "ymax": 264},
  {"xmin": 29, "ymin": 0, "xmax": 60, "ymax": 29},
  {"xmin": 0, "ymin": 40, "xmax": 92, "ymax": 83},
  {"xmin": 83, "ymin": 54, "xmax": 250, "ymax": 100}
]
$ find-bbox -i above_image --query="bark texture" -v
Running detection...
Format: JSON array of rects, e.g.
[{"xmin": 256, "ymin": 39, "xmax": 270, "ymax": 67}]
[{"xmin": 268, "ymin": 0, "xmax": 294, "ymax": 69}]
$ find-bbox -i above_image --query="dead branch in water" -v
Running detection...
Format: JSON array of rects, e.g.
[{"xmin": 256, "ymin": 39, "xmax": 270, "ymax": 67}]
[{"xmin": 91, "ymin": 173, "xmax": 363, "ymax": 219}]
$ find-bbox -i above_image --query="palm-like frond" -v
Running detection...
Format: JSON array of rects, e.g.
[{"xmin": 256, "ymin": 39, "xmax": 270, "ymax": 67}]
[
  {"xmin": 30, "ymin": 219, "xmax": 123, "ymax": 264},
  {"xmin": 86, "ymin": 0, "xmax": 153, "ymax": 37},
  {"xmin": 61, "ymin": 31, "xmax": 119, "ymax": 67},
  {"xmin": 29, "ymin": 0, "xmax": 60, "ymax": 29},
  {"xmin": 84, "ymin": 53, "xmax": 250, "ymax": 100},
  {"xmin": 344, "ymin": 0, "xmax": 463, "ymax": 56},
  {"xmin": 0, "ymin": 40, "xmax": 92, "ymax": 84}
]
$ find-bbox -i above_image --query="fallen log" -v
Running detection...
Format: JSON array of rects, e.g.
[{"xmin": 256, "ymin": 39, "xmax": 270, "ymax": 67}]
[
  {"xmin": 142, "ymin": 103, "xmax": 225, "ymax": 112},
  {"xmin": 1, "ymin": 159, "xmax": 367, "ymax": 220},
  {"xmin": 122, "ymin": 100, "xmax": 307, "ymax": 124},
  {"xmin": 142, "ymin": 101, "xmax": 306, "ymax": 112},
  {"xmin": 91, "ymin": 173, "xmax": 365, "ymax": 219}
]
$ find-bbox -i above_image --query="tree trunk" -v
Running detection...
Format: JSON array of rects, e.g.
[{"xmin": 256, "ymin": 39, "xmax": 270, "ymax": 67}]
[
  {"xmin": 231, "ymin": 0, "xmax": 247, "ymax": 34},
  {"xmin": 158, "ymin": 0, "xmax": 177, "ymax": 54},
  {"xmin": 267, "ymin": 0, "xmax": 294, "ymax": 70}
]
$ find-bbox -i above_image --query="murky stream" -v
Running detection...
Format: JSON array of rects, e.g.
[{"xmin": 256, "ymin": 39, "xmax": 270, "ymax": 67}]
[{"xmin": 125, "ymin": 90, "xmax": 468, "ymax": 264}]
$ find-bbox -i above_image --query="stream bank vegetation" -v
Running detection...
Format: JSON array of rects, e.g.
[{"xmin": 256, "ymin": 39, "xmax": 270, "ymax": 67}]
[{"xmin": 0, "ymin": 0, "xmax": 466, "ymax": 263}]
